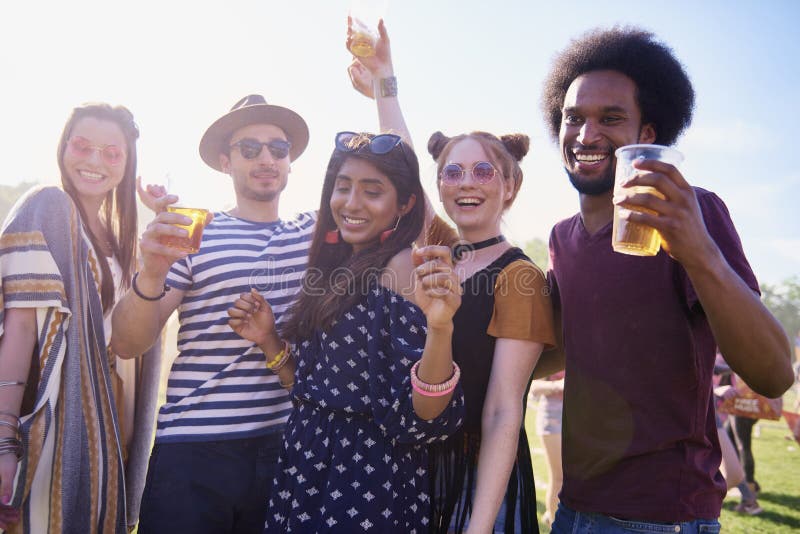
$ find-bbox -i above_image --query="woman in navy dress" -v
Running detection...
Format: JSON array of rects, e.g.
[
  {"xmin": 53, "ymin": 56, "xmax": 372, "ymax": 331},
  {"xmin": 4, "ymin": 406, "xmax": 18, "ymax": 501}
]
[{"xmin": 229, "ymin": 131, "xmax": 465, "ymax": 533}]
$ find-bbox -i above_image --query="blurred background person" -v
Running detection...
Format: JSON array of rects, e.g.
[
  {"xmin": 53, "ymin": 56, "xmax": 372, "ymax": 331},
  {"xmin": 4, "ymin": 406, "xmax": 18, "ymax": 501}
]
[{"xmin": 529, "ymin": 371, "xmax": 564, "ymax": 528}]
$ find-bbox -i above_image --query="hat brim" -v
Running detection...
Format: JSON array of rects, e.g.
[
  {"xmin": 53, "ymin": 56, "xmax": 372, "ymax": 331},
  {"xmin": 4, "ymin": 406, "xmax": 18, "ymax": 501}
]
[{"xmin": 199, "ymin": 104, "xmax": 309, "ymax": 172}]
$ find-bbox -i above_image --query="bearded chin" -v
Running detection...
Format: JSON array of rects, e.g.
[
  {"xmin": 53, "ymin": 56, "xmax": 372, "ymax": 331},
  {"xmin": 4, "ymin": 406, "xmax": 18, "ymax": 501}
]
[{"xmin": 565, "ymin": 167, "xmax": 615, "ymax": 196}]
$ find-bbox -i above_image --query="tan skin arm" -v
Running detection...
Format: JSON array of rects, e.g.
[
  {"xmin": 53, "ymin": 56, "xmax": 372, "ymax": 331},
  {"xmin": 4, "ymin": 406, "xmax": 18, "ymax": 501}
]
[
  {"xmin": 346, "ymin": 19, "xmax": 413, "ymax": 149},
  {"xmin": 385, "ymin": 245, "xmax": 462, "ymax": 420},
  {"xmin": 227, "ymin": 289, "xmax": 296, "ymax": 389},
  {"xmin": 619, "ymin": 160, "xmax": 793, "ymax": 397},
  {"xmin": 111, "ymin": 193, "xmax": 196, "ymax": 358},
  {"xmin": 227, "ymin": 246, "xmax": 462, "ymax": 418}
]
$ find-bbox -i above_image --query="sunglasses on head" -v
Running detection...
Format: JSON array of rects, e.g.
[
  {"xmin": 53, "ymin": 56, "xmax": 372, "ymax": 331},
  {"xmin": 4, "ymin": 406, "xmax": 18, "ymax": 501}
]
[
  {"xmin": 335, "ymin": 131, "xmax": 403, "ymax": 155},
  {"xmin": 230, "ymin": 138, "xmax": 291, "ymax": 160},
  {"xmin": 67, "ymin": 136, "xmax": 125, "ymax": 166},
  {"xmin": 440, "ymin": 161, "xmax": 500, "ymax": 186}
]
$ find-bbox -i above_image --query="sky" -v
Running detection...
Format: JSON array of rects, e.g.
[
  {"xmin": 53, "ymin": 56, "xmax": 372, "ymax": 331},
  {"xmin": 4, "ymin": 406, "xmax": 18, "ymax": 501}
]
[{"xmin": 1, "ymin": 0, "xmax": 798, "ymax": 285}]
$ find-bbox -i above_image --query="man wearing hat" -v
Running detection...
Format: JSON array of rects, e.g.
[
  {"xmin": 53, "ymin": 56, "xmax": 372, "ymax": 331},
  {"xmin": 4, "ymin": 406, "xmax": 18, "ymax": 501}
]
[{"xmin": 111, "ymin": 95, "xmax": 316, "ymax": 533}]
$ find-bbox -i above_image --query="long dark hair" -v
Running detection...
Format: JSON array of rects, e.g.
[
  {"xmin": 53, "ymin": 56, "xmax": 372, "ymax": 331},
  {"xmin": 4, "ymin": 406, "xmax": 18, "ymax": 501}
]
[
  {"xmin": 281, "ymin": 133, "xmax": 425, "ymax": 341},
  {"xmin": 57, "ymin": 102, "xmax": 139, "ymax": 312}
]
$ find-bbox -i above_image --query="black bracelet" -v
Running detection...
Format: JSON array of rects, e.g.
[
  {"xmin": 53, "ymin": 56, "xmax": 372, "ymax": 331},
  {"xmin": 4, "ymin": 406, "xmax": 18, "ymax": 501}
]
[{"xmin": 132, "ymin": 272, "xmax": 170, "ymax": 301}]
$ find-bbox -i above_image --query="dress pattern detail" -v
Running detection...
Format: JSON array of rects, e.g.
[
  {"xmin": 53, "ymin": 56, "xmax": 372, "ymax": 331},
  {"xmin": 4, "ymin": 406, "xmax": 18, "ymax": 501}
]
[{"xmin": 266, "ymin": 286, "xmax": 464, "ymax": 533}]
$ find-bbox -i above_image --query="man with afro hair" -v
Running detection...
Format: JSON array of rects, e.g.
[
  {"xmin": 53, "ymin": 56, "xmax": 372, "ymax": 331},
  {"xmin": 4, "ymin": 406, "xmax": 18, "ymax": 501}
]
[{"xmin": 535, "ymin": 26, "xmax": 793, "ymax": 533}]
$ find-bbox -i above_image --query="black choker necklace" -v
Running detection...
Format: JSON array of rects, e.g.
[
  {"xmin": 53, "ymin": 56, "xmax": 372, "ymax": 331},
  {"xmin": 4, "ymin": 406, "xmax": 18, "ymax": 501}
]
[{"xmin": 452, "ymin": 235, "xmax": 506, "ymax": 261}]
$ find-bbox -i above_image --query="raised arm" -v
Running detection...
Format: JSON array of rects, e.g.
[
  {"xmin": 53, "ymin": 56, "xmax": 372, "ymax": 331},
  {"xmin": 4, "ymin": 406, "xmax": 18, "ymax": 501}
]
[
  {"xmin": 111, "ymin": 194, "xmax": 190, "ymax": 357},
  {"xmin": 347, "ymin": 19, "xmax": 413, "ymax": 149}
]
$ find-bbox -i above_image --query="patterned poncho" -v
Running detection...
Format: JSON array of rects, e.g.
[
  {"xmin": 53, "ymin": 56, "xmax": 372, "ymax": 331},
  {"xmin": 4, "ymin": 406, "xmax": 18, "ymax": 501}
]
[{"xmin": 0, "ymin": 186, "xmax": 126, "ymax": 533}]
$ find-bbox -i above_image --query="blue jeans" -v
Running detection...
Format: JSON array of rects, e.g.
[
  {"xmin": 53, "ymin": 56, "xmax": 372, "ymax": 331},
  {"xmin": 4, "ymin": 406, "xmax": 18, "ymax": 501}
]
[
  {"xmin": 551, "ymin": 503, "xmax": 720, "ymax": 534},
  {"xmin": 138, "ymin": 433, "xmax": 283, "ymax": 534}
]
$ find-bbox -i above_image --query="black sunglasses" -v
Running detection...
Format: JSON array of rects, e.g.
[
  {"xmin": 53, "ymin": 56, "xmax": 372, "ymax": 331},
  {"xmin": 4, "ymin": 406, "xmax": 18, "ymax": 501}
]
[
  {"xmin": 230, "ymin": 138, "xmax": 291, "ymax": 160},
  {"xmin": 334, "ymin": 131, "xmax": 403, "ymax": 155}
]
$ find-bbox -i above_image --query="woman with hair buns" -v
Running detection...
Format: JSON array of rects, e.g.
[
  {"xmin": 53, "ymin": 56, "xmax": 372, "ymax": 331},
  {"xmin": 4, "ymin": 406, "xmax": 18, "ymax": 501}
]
[
  {"xmin": 427, "ymin": 131, "xmax": 556, "ymax": 534},
  {"xmin": 345, "ymin": 18, "xmax": 554, "ymax": 532}
]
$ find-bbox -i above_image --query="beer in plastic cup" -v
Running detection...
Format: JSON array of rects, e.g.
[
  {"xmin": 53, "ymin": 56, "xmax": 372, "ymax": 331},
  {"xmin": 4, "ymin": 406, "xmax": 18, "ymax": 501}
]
[
  {"xmin": 160, "ymin": 206, "xmax": 210, "ymax": 254},
  {"xmin": 612, "ymin": 144, "xmax": 683, "ymax": 256},
  {"xmin": 348, "ymin": 0, "xmax": 387, "ymax": 57}
]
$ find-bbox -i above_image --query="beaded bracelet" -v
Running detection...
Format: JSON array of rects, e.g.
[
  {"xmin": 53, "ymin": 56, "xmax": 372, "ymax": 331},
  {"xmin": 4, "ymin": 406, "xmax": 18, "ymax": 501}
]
[
  {"xmin": 132, "ymin": 272, "xmax": 170, "ymax": 301},
  {"xmin": 410, "ymin": 360, "xmax": 461, "ymax": 397},
  {"xmin": 265, "ymin": 340, "xmax": 291, "ymax": 372}
]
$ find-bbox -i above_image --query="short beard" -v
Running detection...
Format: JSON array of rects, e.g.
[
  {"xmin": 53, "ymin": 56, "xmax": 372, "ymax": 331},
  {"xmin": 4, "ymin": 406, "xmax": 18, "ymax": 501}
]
[
  {"xmin": 565, "ymin": 166, "xmax": 614, "ymax": 196},
  {"xmin": 241, "ymin": 188, "xmax": 279, "ymax": 202},
  {"xmin": 235, "ymin": 180, "xmax": 285, "ymax": 203}
]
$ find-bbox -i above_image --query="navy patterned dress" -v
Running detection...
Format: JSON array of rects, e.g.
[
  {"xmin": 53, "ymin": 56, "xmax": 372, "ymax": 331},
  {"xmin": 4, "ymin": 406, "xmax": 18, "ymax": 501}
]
[{"xmin": 265, "ymin": 285, "xmax": 465, "ymax": 533}]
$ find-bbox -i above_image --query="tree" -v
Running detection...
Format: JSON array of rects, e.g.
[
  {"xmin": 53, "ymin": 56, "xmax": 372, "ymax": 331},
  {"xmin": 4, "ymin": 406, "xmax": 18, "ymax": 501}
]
[
  {"xmin": 0, "ymin": 182, "xmax": 37, "ymax": 223},
  {"xmin": 522, "ymin": 237, "xmax": 548, "ymax": 270},
  {"xmin": 761, "ymin": 276, "xmax": 800, "ymax": 343}
]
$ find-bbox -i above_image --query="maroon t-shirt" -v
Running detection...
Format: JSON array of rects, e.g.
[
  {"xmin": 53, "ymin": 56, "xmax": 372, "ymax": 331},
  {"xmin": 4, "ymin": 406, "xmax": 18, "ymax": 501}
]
[{"xmin": 548, "ymin": 188, "xmax": 759, "ymax": 522}]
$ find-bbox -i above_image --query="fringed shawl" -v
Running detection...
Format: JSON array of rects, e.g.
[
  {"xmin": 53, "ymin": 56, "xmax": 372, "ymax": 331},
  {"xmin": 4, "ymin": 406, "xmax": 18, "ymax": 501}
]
[{"xmin": 0, "ymin": 186, "xmax": 125, "ymax": 533}]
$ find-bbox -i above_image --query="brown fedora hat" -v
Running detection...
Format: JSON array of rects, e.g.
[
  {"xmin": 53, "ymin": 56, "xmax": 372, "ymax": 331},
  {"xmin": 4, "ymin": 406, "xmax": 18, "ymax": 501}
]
[{"xmin": 199, "ymin": 94, "xmax": 309, "ymax": 171}]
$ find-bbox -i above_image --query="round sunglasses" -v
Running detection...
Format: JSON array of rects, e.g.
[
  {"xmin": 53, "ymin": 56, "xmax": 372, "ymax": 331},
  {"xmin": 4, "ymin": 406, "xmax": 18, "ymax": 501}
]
[
  {"xmin": 67, "ymin": 136, "xmax": 125, "ymax": 166},
  {"xmin": 230, "ymin": 138, "xmax": 291, "ymax": 160},
  {"xmin": 440, "ymin": 161, "xmax": 500, "ymax": 186}
]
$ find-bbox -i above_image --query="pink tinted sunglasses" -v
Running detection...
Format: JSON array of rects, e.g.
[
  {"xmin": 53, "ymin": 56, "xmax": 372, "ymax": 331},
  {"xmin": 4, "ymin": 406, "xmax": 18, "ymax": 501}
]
[{"xmin": 67, "ymin": 136, "xmax": 125, "ymax": 166}]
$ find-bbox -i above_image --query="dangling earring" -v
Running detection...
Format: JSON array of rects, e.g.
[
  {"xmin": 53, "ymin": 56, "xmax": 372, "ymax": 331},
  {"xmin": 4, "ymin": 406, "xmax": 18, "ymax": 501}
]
[
  {"xmin": 325, "ymin": 229, "xmax": 340, "ymax": 244},
  {"xmin": 380, "ymin": 216, "xmax": 402, "ymax": 244}
]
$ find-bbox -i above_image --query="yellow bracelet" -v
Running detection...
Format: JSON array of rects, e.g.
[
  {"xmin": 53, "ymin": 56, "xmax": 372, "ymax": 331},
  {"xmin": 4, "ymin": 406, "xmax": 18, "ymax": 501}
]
[
  {"xmin": 266, "ymin": 340, "xmax": 291, "ymax": 371},
  {"xmin": 266, "ymin": 348, "xmax": 285, "ymax": 369}
]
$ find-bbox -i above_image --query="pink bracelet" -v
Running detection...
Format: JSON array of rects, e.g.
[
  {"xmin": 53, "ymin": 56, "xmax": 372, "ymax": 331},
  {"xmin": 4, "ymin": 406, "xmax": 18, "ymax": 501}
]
[{"xmin": 410, "ymin": 360, "xmax": 460, "ymax": 397}]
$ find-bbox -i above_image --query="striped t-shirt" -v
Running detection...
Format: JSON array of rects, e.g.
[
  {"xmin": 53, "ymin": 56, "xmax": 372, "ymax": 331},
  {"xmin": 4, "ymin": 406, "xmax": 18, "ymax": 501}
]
[{"xmin": 156, "ymin": 210, "xmax": 316, "ymax": 443}]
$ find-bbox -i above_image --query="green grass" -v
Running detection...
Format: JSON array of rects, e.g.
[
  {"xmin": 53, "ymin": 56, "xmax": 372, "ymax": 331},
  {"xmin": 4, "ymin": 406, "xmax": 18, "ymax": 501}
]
[{"xmin": 525, "ymin": 390, "xmax": 800, "ymax": 533}]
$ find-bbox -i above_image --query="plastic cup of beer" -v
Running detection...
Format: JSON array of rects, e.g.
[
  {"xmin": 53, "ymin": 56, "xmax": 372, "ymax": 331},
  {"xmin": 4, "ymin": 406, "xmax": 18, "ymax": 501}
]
[
  {"xmin": 611, "ymin": 144, "xmax": 684, "ymax": 256},
  {"xmin": 348, "ymin": 0, "xmax": 387, "ymax": 57},
  {"xmin": 160, "ymin": 206, "xmax": 210, "ymax": 254},
  {"xmin": 157, "ymin": 175, "xmax": 210, "ymax": 254}
]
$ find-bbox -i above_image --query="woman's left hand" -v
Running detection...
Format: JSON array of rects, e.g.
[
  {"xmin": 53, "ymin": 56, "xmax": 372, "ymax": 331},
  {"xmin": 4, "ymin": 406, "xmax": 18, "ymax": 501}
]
[
  {"xmin": 412, "ymin": 245, "xmax": 461, "ymax": 329},
  {"xmin": 227, "ymin": 289, "xmax": 276, "ymax": 346}
]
